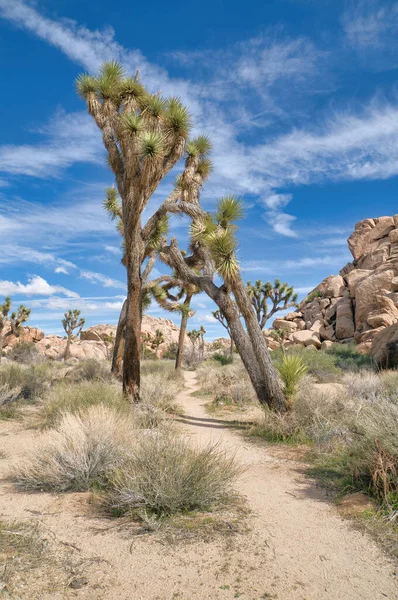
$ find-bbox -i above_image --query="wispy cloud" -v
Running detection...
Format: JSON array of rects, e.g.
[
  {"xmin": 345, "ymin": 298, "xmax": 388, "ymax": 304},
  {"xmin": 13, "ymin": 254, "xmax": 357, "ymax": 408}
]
[
  {"xmin": 0, "ymin": 275, "xmax": 79, "ymax": 297},
  {"xmin": 242, "ymin": 253, "xmax": 350, "ymax": 274},
  {"xmin": 80, "ymin": 270, "xmax": 125, "ymax": 290},
  {"xmin": 342, "ymin": 0, "xmax": 398, "ymax": 50}
]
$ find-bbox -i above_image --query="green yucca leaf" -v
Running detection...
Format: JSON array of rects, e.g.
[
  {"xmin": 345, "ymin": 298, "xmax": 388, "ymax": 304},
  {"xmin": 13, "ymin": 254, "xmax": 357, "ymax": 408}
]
[
  {"xmin": 215, "ymin": 196, "xmax": 244, "ymax": 228},
  {"xmin": 206, "ymin": 229, "xmax": 239, "ymax": 281},
  {"xmin": 120, "ymin": 112, "xmax": 142, "ymax": 134},
  {"xmin": 189, "ymin": 215, "xmax": 216, "ymax": 241},
  {"xmin": 194, "ymin": 135, "xmax": 212, "ymax": 156},
  {"xmin": 276, "ymin": 354, "xmax": 307, "ymax": 399},
  {"xmin": 120, "ymin": 77, "xmax": 146, "ymax": 97},
  {"xmin": 142, "ymin": 290, "xmax": 152, "ymax": 311},
  {"xmin": 76, "ymin": 74, "xmax": 98, "ymax": 99},
  {"xmin": 140, "ymin": 131, "xmax": 165, "ymax": 158},
  {"xmin": 165, "ymin": 97, "xmax": 191, "ymax": 137},
  {"xmin": 196, "ymin": 158, "xmax": 213, "ymax": 180},
  {"xmin": 97, "ymin": 74, "xmax": 121, "ymax": 99},
  {"xmin": 147, "ymin": 215, "xmax": 169, "ymax": 249},
  {"xmin": 186, "ymin": 135, "xmax": 212, "ymax": 158},
  {"xmin": 103, "ymin": 187, "xmax": 121, "ymax": 220},
  {"xmin": 99, "ymin": 60, "xmax": 125, "ymax": 82},
  {"xmin": 143, "ymin": 95, "xmax": 167, "ymax": 118}
]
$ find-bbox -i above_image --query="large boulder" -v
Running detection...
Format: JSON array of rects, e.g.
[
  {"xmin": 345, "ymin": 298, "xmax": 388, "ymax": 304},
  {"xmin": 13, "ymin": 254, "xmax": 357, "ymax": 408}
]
[
  {"xmin": 291, "ymin": 330, "xmax": 321, "ymax": 349},
  {"xmin": 81, "ymin": 324, "xmax": 117, "ymax": 342},
  {"xmin": 315, "ymin": 275, "xmax": 345, "ymax": 298},
  {"xmin": 370, "ymin": 323, "xmax": 398, "ymax": 367},
  {"xmin": 3, "ymin": 326, "xmax": 45, "ymax": 348},
  {"xmin": 355, "ymin": 269, "xmax": 397, "ymax": 331},
  {"xmin": 335, "ymin": 299, "xmax": 355, "ymax": 339}
]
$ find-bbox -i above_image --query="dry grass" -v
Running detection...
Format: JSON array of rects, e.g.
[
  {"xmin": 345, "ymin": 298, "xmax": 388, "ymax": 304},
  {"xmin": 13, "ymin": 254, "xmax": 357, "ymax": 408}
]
[
  {"xmin": 0, "ymin": 520, "xmax": 46, "ymax": 592},
  {"xmin": 14, "ymin": 405, "xmax": 134, "ymax": 492},
  {"xmin": 104, "ymin": 431, "xmax": 241, "ymax": 518},
  {"xmin": 140, "ymin": 372, "xmax": 183, "ymax": 414},
  {"xmin": 39, "ymin": 380, "xmax": 127, "ymax": 428},
  {"xmin": 197, "ymin": 360, "xmax": 255, "ymax": 412}
]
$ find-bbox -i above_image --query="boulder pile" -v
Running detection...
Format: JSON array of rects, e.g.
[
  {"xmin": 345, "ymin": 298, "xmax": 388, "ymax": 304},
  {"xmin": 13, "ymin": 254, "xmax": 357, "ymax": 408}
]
[{"xmin": 270, "ymin": 215, "xmax": 398, "ymax": 355}]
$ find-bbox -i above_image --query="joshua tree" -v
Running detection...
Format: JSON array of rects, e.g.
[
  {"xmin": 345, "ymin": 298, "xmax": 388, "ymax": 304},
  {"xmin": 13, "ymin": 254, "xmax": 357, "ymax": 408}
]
[
  {"xmin": 152, "ymin": 329, "xmax": 164, "ymax": 357},
  {"xmin": 77, "ymin": 61, "xmax": 210, "ymax": 401},
  {"xmin": 174, "ymin": 289, "xmax": 195, "ymax": 370},
  {"xmin": 0, "ymin": 297, "xmax": 31, "ymax": 362},
  {"xmin": 269, "ymin": 328, "xmax": 289, "ymax": 354},
  {"xmin": 160, "ymin": 195, "xmax": 286, "ymax": 412},
  {"xmin": 212, "ymin": 309, "xmax": 234, "ymax": 355},
  {"xmin": 247, "ymin": 279, "xmax": 298, "ymax": 330},
  {"xmin": 198, "ymin": 325, "xmax": 206, "ymax": 360},
  {"xmin": 62, "ymin": 310, "xmax": 85, "ymax": 360}
]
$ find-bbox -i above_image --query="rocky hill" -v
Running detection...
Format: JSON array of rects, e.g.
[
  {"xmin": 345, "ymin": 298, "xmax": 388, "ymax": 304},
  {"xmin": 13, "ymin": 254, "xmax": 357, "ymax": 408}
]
[
  {"xmin": 2, "ymin": 315, "xmax": 189, "ymax": 361},
  {"xmin": 270, "ymin": 215, "xmax": 398, "ymax": 356}
]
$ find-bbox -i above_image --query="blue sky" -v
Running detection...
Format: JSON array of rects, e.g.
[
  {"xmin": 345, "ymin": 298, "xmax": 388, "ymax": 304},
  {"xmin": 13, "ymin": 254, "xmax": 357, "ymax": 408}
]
[{"xmin": 0, "ymin": 0, "xmax": 398, "ymax": 339}]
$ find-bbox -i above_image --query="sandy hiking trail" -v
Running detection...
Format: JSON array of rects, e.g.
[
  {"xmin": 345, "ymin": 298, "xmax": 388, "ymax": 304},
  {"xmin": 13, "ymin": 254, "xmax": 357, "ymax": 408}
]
[{"xmin": 0, "ymin": 371, "xmax": 397, "ymax": 600}]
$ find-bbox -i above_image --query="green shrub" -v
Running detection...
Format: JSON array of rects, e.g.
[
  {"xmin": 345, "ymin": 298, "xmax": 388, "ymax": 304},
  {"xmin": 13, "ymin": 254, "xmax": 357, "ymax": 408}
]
[
  {"xmin": 213, "ymin": 352, "xmax": 233, "ymax": 366},
  {"xmin": 14, "ymin": 405, "xmax": 133, "ymax": 492},
  {"xmin": 305, "ymin": 290, "xmax": 323, "ymax": 303},
  {"xmin": 162, "ymin": 342, "xmax": 179, "ymax": 360},
  {"xmin": 105, "ymin": 432, "xmax": 240, "ymax": 517},
  {"xmin": 275, "ymin": 354, "xmax": 307, "ymax": 399},
  {"xmin": 272, "ymin": 346, "xmax": 339, "ymax": 382},
  {"xmin": 0, "ymin": 363, "xmax": 52, "ymax": 401},
  {"xmin": 39, "ymin": 381, "xmax": 126, "ymax": 428},
  {"xmin": 326, "ymin": 343, "xmax": 375, "ymax": 371}
]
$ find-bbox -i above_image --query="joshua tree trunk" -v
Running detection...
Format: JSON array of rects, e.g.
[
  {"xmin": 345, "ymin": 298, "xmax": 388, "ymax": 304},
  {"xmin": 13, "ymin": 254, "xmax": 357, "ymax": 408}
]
[
  {"xmin": 112, "ymin": 300, "xmax": 127, "ymax": 376},
  {"xmin": 232, "ymin": 276, "xmax": 286, "ymax": 412},
  {"xmin": 229, "ymin": 337, "xmax": 234, "ymax": 356},
  {"xmin": 64, "ymin": 333, "xmax": 72, "ymax": 361},
  {"xmin": 123, "ymin": 255, "xmax": 142, "ymax": 402},
  {"xmin": 0, "ymin": 334, "xmax": 3, "ymax": 363},
  {"xmin": 175, "ymin": 293, "xmax": 192, "ymax": 370}
]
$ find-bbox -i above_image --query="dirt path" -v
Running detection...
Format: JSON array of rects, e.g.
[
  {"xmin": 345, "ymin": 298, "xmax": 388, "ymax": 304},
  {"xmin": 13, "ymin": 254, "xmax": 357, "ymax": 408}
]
[{"xmin": 0, "ymin": 372, "xmax": 397, "ymax": 599}]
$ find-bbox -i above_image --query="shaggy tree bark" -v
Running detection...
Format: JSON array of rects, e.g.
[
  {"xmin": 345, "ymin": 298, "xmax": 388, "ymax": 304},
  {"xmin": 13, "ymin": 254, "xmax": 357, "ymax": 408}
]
[{"xmin": 112, "ymin": 299, "xmax": 127, "ymax": 376}]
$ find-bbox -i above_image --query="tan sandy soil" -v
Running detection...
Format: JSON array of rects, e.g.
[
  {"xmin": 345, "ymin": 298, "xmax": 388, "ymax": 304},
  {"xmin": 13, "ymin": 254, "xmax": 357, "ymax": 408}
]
[{"xmin": 0, "ymin": 371, "xmax": 397, "ymax": 599}]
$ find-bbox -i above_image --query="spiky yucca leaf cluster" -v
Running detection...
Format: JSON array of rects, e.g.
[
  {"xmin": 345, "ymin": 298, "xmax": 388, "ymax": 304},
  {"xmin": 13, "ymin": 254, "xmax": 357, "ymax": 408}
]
[
  {"xmin": 190, "ymin": 195, "xmax": 243, "ymax": 283},
  {"xmin": 103, "ymin": 187, "xmax": 121, "ymax": 220}
]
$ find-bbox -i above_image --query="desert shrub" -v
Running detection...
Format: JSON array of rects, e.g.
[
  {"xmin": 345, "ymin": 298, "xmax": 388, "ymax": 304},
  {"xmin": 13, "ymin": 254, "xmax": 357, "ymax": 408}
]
[
  {"xmin": 211, "ymin": 339, "xmax": 225, "ymax": 351},
  {"xmin": 105, "ymin": 432, "xmax": 240, "ymax": 517},
  {"xmin": 14, "ymin": 405, "xmax": 133, "ymax": 492},
  {"xmin": 326, "ymin": 344, "xmax": 375, "ymax": 371},
  {"xmin": 275, "ymin": 354, "xmax": 307, "ymax": 400},
  {"xmin": 132, "ymin": 404, "xmax": 167, "ymax": 429},
  {"xmin": 141, "ymin": 359, "xmax": 181, "ymax": 380},
  {"xmin": 140, "ymin": 373, "xmax": 182, "ymax": 414},
  {"xmin": 213, "ymin": 352, "xmax": 233, "ymax": 366},
  {"xmin": 7, "ymin": 341, "xmax": 41, "ymax": 364},
  {"xmin": 305, "ymin": 290, "xmax": 323, "ymax": 303},
  {"xmin": 273, "ymin": 346, "xmax": 339, "ymax": 382},
  {"xmin": 162, "ymin": 342, "xmax": 178, "ymax": 360},
  {"xmin": 39, "ymin": 381, "xmax": 126, "ymax": 428},
  {"xmin": 67, "ymin": 359, "xmax": 112, "ymax": 383},
  {"xmin": 0, "ymin": 363, "xmax": 52, "ymax": 401}
]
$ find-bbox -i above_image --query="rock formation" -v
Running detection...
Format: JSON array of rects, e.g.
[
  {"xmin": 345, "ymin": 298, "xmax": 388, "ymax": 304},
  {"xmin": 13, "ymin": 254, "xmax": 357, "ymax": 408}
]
[{"xmin": 270, "ymin": 215, "xmax": 398, "ymax": 354}]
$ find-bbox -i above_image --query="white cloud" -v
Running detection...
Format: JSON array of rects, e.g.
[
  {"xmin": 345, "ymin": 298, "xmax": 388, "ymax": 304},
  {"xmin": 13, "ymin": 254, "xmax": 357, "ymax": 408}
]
[
  {"xmin": 0, "ymin": 110, "xmax": 102, "ymax": 178},
  {"xmin": 0, "ymin": 275, "xmax": 79, "ymax": 297},
  {"xmin": 80, "ymin": 270, "xmax": 125, "ymax": 290},
  {"xmin": 105, "ymin": 245, "xmax": 121, "ymax": 255},
  {"xmin": 242, "ymin": 253, "xmax": 350, "ymax": 274},
  {"xmin": 54, "ymin": 266, "xmax": 69, "ymax": 274}
]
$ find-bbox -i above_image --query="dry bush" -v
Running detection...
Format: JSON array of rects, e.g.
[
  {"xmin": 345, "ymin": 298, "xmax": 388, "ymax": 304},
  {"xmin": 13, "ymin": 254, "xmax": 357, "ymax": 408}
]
[
  {"xmin": 105, "ymin": 431, "xmax": 240, "ymax": 517},
  {"xmin": 140, "ymin": 372, "xmax": 182, "ymax": 414},
  {"xmin": 67, "ymin": 359, "xmax": 112, "ymax": 383},
  {"xmin": 14, "ymin": 405, "xmax": 134, "ymax": 492},
  {"xmin": 7, "ymin": 341, "xmax": 42, "ymax": 364},
  {"xmin": 39, "ymin": 380, "xmax": 126, "ymax": 428},
  {"xmin": 197, "ymin": 360, "xmax": 254, "ymax": 401}
]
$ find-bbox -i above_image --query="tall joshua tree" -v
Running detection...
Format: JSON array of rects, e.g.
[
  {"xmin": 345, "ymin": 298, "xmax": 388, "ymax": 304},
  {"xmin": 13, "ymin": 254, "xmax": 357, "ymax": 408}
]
[
  {"xmin": 77, "ymin": 61, "xmax": 210, "ymax": 401},
  {"xmin": 0, "ymin": 297, "xmax": 31, "ymax": 362},
  {"xmin": 62, "ymin": 310, "xmax": 85, "ymax": 361},
  {"xmin": 247, "ymin": 279, "xmax": 298, "ymax": 329}
]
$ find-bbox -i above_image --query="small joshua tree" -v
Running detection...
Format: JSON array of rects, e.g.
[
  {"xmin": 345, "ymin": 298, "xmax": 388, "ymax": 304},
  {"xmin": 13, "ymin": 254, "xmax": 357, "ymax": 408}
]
[
  {"xmin": 0, "ymin": 297, "xmax": 31, "ymax": 362},
  {"xmin": 212, "ymin": 309, "xmax": 234, "ymax": 356},
  {"xmin": 199, "ymin": 325, "xmax": 206, "ymax": 360},
  {"xmin": 152, "ymin": 329, "xmax": 164, "ymax": 357},
  {"xmin": 62, "ymin": 310, "xmax": 85, "ymax": 361},
  {"xmin": 247, "ymin": 279, "xmax": 298, "ymax": 330},
  {"xmin": 187, "ymin": 329, "xmax": 201, "ymax": 363}
]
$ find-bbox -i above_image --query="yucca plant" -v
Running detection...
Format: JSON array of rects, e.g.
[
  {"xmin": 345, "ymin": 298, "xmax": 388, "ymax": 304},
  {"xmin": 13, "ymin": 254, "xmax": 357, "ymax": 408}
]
[
  {"xmin": 0, "ymin": 297, "xmax": 31, "ymax": 362},
  {"xmin": 62, "ymin": 309, "xmax": 85, "ymax": 361},
  {"xmin": 276, "ymin": 354, "xmax": 307, "ymax": 404}
]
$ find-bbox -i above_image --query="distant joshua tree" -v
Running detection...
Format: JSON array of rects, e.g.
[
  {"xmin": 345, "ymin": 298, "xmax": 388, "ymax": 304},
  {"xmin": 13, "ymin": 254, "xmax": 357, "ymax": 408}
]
[
  {"xmin": 247, "ymin": 279, "xmax": 298, "ymax": 330},
  {"xmin": 198, "ymin": 325, "xmax": 206, "ymax": 360},
  {"xmin": 212, "ymin": 309, "xmax": 234, "ymax": 356},
  {"xmin": 62, "ymin": 309, "xmax": 85, "ymax": 360},
  {"xmin": 0, "ymin": 297, "xmax": 31, "ymax": 362},
  {"xmin": 152, "ymin": 329, "xmax": 164, "ymax": 357}
]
